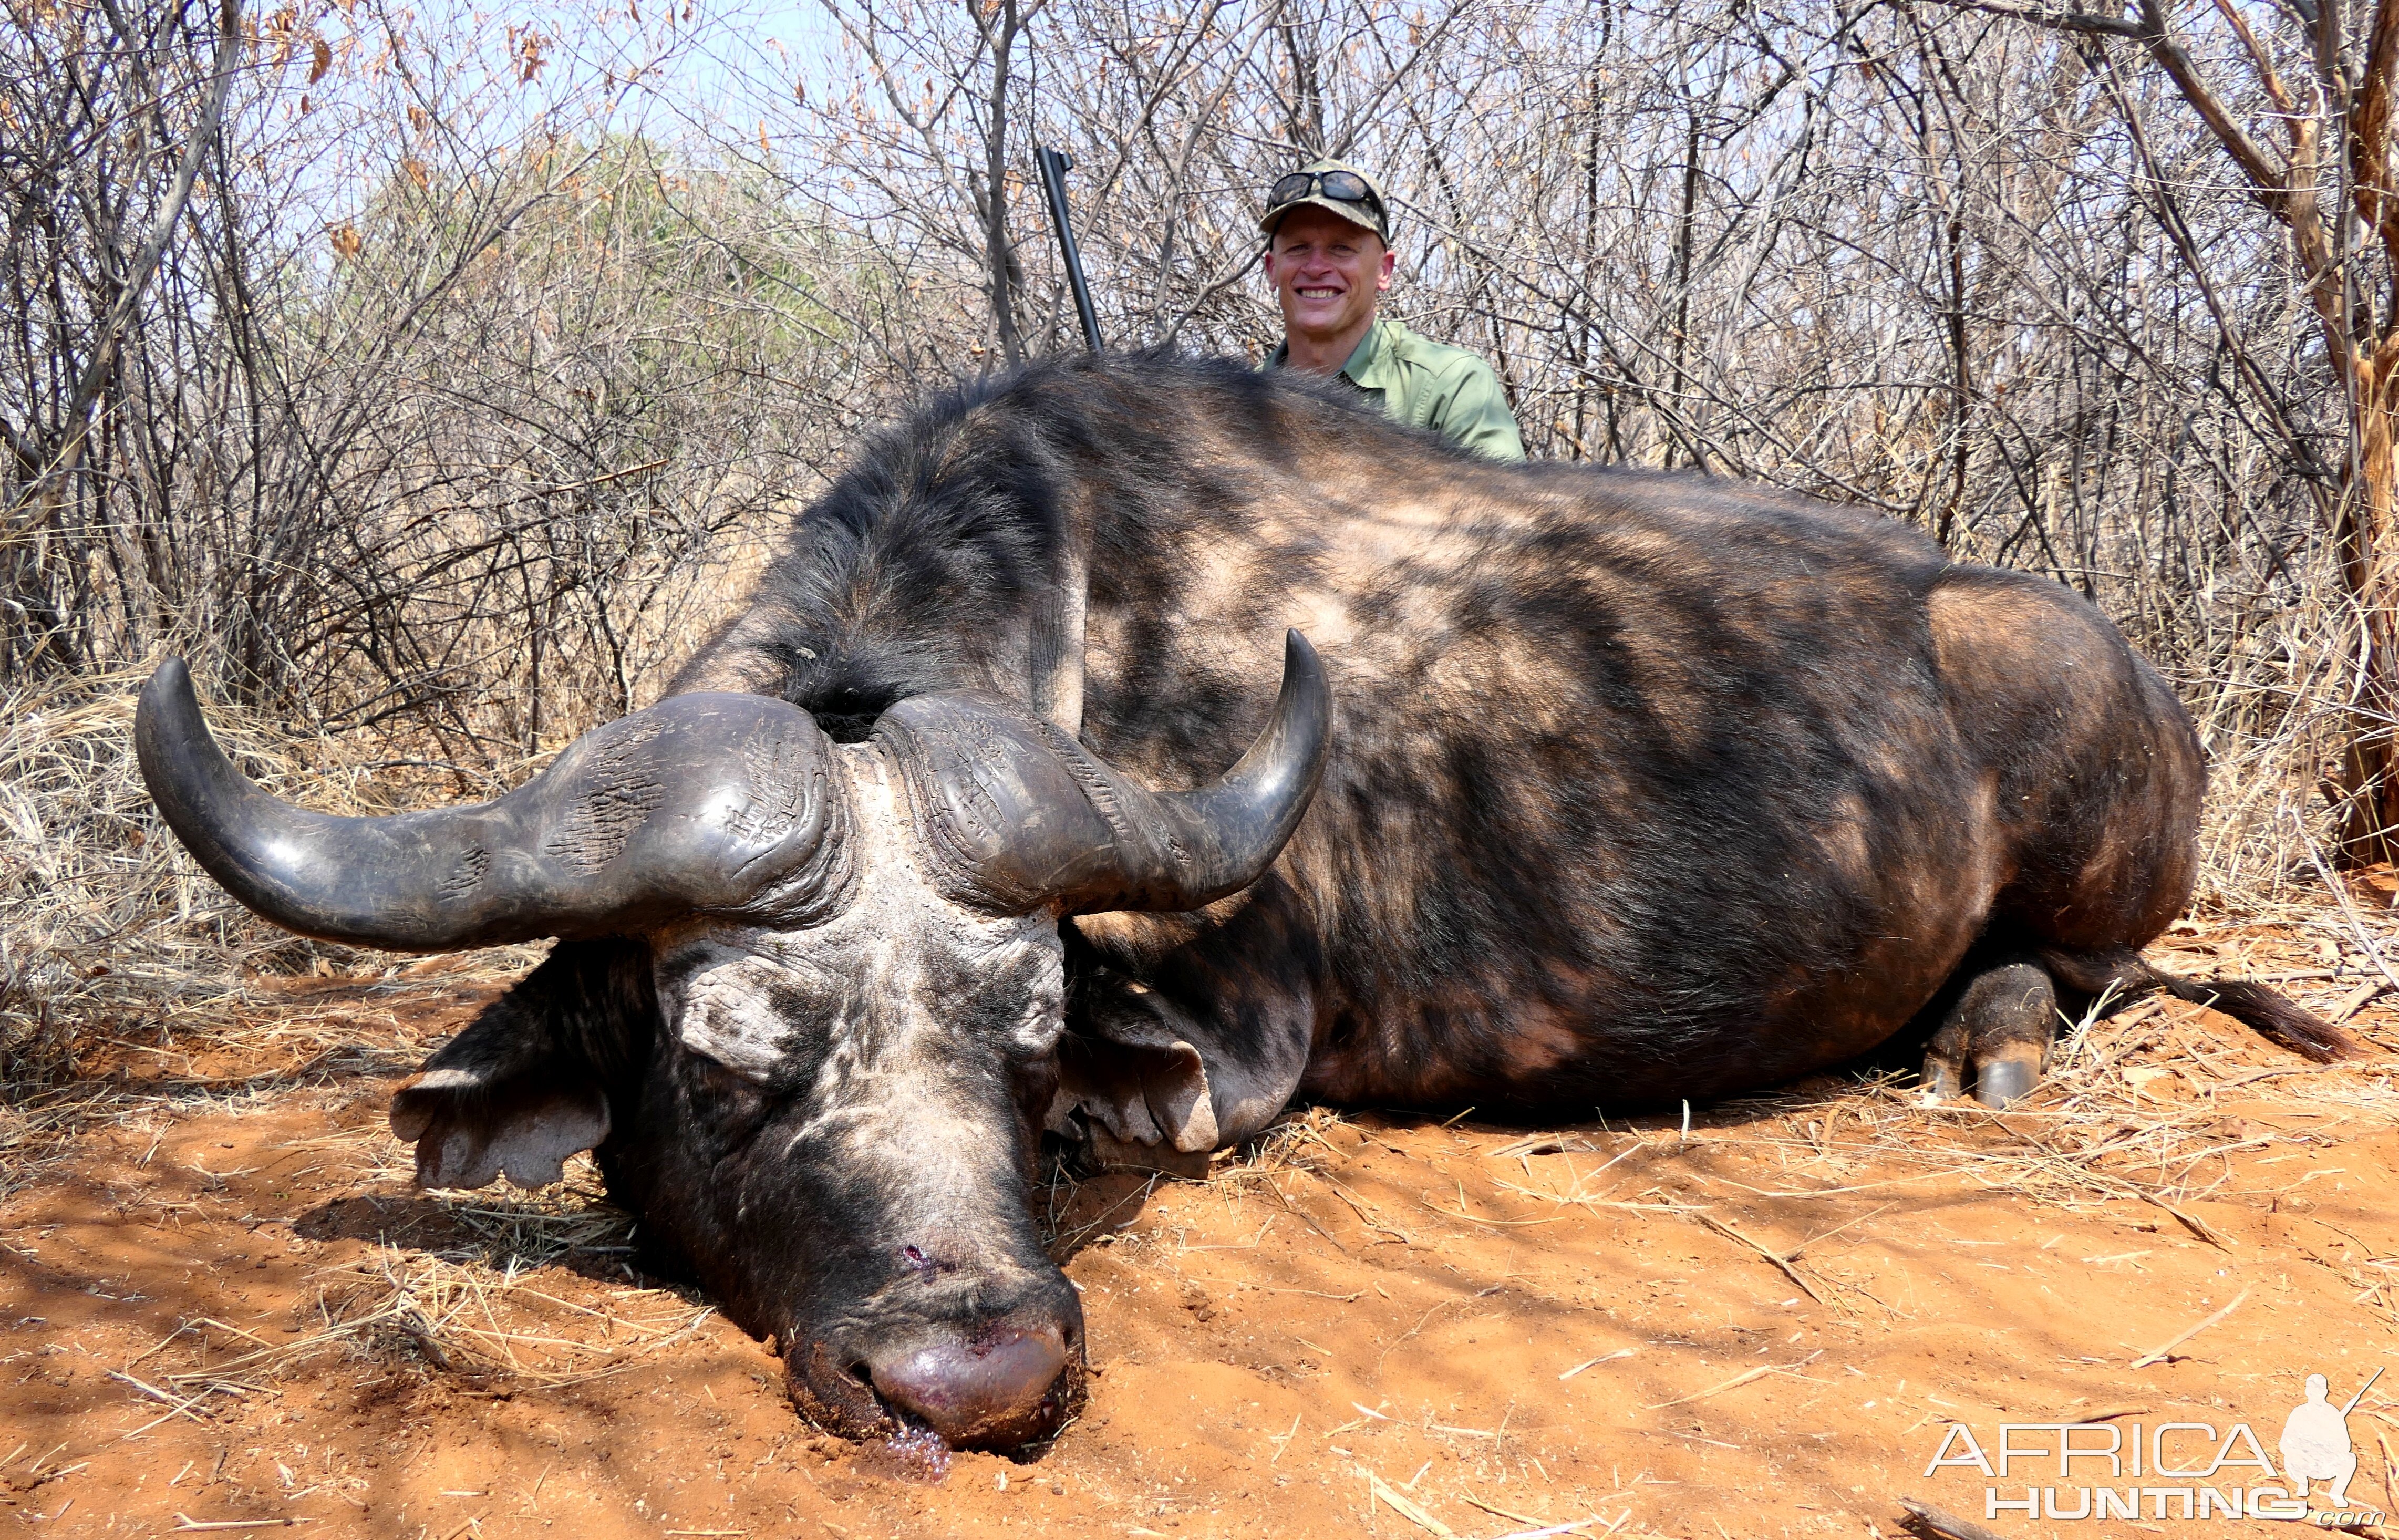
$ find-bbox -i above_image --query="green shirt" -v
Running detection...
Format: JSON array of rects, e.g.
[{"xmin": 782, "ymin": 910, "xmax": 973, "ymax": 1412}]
[{"xmin": 1268, "ymin": 318, "xmax": 1526, "ymax": 461}]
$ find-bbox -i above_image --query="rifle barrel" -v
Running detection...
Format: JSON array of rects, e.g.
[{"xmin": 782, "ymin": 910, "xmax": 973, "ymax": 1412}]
[{"xmin": 1036, "ymin": 146, "xmax": 1103, "ymax": 355}]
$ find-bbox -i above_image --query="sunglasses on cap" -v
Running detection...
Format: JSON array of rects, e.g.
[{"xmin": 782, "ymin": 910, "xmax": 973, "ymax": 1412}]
[{"xmin": 1268, "ymin": 169, "xmax": 1384, "ymax": 215}]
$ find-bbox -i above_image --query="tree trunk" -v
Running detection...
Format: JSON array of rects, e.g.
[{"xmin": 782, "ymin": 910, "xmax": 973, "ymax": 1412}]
[
  {"xmin": 981, "ymin": 0, "xmax": 1025, "ymax": 365},
  {"xmin": 2335, "ymin": 349, "xmax": 2399, "ymax": 864}
]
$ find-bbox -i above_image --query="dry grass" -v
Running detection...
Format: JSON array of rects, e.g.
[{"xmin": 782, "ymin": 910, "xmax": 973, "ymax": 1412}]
[
  {"xmin": 3, "ymin": 668, "xmax": 277, "ymax": 1085},
  {"xmin": 0, "ymin": 668, "xmax": 543, "ymax": 1190},
  {"xmin": 130, "ymin": 1142, "xmax": 715, "ymax": 1404},
  {"xmin": 158, "ymin": 1251, "xmax": 714, "ymax": 1400},
  {"xmin": 2182, "ymin": 628, "xmax": 2385, "ymax": 910}
]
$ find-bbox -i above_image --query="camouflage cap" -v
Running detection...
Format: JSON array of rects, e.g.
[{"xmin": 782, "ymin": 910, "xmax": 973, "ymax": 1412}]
[{"xmin": 1258, "ymin": 158, "xmax": 1391, "ymax": 244}]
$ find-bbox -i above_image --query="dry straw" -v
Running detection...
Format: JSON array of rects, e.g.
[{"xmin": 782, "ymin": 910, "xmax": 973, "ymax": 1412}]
[
  {"xmin": 0, "ymin": 667, "xmax": 543, "ymax": 1191},
  {"xmin": 127, "ymin": 1141, "xmax": 715, "ymax": 1402}
]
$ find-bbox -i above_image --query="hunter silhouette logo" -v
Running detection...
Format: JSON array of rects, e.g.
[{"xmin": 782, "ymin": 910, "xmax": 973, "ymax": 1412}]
[
  {"xmin": 1921, "ymin": 1366, "xmax": 2387, "ymax": 1524},
  {"xmin": 2280, "ymin": 1368, "xmax": 2377, "ymax": 1511}
]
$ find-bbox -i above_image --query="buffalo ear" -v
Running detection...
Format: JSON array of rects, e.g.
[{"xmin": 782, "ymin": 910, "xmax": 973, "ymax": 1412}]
[
  {"xmin": 1048, "ymin": 982, "xmax": 1219, "ymax": 1177},
  {"xmin": 1076, "ymin": 1124, "xmax": 1212, "ymax": 1180},
  {"xmin": 391, "ymin": 1066, "xmax": 611, "ymax": 1190}
]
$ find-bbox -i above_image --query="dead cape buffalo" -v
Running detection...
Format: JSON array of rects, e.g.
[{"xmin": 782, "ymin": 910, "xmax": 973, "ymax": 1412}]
[{"xmin": 136, "ymin": 350, "xmax": 2361, "ymax": 1453}]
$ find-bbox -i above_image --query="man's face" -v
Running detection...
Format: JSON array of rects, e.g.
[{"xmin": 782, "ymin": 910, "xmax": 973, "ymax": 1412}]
[{"xmin": 1264, "ymin": 205, "xmax": 1394, "ymax": 353}]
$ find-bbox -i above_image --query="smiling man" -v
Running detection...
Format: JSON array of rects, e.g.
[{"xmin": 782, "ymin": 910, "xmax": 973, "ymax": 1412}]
[{"xmin": 1260, "ymin": 158, "xmax": 1526, "ymax": 461}]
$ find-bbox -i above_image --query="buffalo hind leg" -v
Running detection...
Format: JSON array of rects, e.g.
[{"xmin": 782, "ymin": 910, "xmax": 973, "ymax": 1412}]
[
  {"xmin": 1922, "ymin": 942, "xmax": 2365, "ymax": 1108},
  {"xmin": 1921, "ymin": 954, "xmax": 2057, "ymax": 1108}
]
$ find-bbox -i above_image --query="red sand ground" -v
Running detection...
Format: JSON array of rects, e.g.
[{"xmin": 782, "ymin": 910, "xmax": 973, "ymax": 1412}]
[{"xmin": 5, "ymin": 925, "xmax": 2398, "ymax": 1539}]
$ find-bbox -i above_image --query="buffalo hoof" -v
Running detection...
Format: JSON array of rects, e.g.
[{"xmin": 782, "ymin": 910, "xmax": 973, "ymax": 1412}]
[
  {"xmin": 1926, "ymin": 955, "xmax": 2057, "ymax": 1108},
  {"xmin": 1973, "ymin": 1053, "xmax": 2039, "ymax": 1108}
]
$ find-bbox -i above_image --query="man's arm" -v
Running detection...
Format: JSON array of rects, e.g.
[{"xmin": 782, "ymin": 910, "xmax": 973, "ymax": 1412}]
[{"xmin": 1426, "ymin": 357, "xmax": 1527, "ymax": 461}]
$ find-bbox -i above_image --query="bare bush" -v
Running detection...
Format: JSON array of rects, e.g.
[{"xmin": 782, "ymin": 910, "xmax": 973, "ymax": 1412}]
[{"xmin": 1, "ymin": 0, "xmax": 849, "ymax": 1081}]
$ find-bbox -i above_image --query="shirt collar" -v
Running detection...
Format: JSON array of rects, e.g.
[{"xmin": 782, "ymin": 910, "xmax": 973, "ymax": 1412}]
[
  {"xmin": 1337, "ymin": 319, "xmax": 1393, "ymax": 390},
  {"xmin": 1267, "ymin": 320, "xmax": 1392, "ymax": 389}
]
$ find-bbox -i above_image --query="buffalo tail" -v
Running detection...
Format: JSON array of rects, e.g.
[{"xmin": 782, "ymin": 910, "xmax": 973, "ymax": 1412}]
[{"xmin": 2035, "ymin": 945, "xmax": 2371, "ymax": 1065}]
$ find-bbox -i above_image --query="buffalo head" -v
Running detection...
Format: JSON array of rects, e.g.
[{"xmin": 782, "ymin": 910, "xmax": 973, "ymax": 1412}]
[{"xmin": 135, "ymin": 634, "xmax": 1329, "ymax": 1451}]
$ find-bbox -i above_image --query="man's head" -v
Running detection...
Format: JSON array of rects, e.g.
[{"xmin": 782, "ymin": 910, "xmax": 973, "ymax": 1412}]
[{"xmin": 1260, "ymin": 160, "xmax": 1395, "ymax": 361}]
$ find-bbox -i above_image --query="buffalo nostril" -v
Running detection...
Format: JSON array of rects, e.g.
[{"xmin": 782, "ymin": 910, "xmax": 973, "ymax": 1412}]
[{"xmin": 868, "ymin": 1326, "xmax": 1069, "ymax": 1445}]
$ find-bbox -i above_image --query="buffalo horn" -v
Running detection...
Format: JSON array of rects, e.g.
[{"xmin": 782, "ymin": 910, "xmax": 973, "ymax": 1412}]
[
  {"xmin": 135, "ymin": 658, "xmax": 851, "ymax": 950},
  {"xmin": 875, "ymin": 629, "xmax": 1332, "ymax": 915}
]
